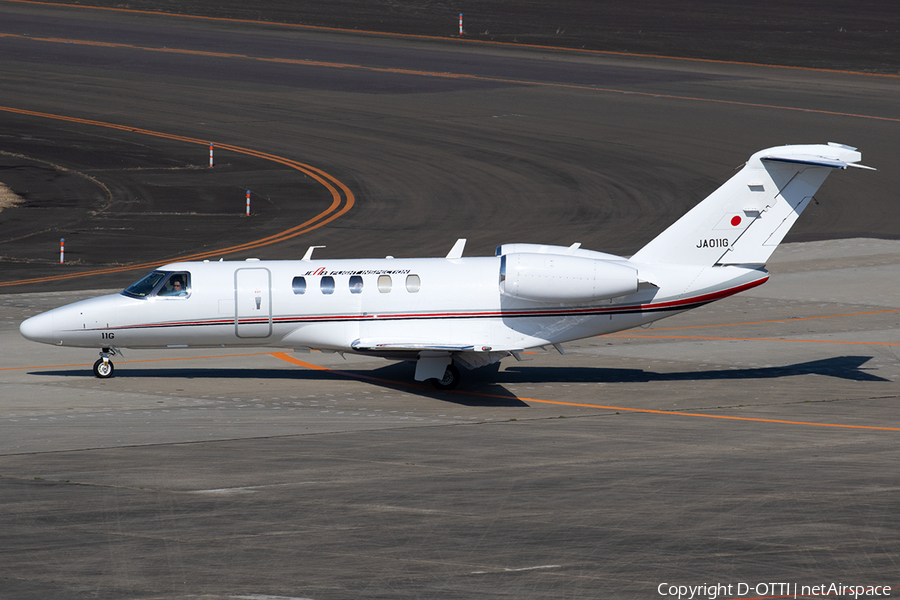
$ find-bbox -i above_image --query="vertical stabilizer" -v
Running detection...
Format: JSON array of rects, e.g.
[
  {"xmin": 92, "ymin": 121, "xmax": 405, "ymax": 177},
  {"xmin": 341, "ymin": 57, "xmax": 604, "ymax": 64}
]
[{"xmin": 630, "ymin": 143, "xmax": 871, "ymax": 267}]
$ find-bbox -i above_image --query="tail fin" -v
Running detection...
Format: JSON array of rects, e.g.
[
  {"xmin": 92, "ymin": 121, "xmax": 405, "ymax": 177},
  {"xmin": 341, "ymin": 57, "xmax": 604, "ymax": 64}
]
[{"xmin": 630, "ymin": 143, "xmax": 872, "ymax": 266}]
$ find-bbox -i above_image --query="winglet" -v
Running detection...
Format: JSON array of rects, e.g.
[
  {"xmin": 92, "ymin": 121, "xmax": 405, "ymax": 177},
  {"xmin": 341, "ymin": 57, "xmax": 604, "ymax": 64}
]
[{"xmin": 446, "ymin": 238, "xmax": 466, "ymax": 259}]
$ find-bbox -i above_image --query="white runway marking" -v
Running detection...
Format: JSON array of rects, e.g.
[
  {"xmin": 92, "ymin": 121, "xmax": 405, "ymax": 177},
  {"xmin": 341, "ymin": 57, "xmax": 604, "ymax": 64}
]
[
  {"xmin": 194, "ymin": 482, "xmax": 318, "ymax": 495},
  {"xmin": 471, "ymin": 564, "xmax": 561, "ymax": 574},
  {"xmin": 233, "ymin": 595, "xmax": 316, "ymax": 600}
]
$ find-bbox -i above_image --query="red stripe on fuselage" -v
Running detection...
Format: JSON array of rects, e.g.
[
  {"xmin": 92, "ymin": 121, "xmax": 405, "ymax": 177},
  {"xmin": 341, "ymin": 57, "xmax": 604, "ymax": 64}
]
[{"xmin": 85, "ymin": 276, "xmax": 768, "ymax": 333}]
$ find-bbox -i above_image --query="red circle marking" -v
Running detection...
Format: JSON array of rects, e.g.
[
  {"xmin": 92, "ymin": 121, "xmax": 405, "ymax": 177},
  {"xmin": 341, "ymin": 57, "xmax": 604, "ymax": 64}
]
[{"xmin": 731, "ymin": 215, "xmax": 742, "ymax": 226}]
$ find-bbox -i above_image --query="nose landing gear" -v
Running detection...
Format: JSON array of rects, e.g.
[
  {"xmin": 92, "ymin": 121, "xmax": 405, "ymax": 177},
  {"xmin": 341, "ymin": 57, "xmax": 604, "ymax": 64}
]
[{"xmin": 93, "ymin": 347, "xmax": 119, "ymax": 378}]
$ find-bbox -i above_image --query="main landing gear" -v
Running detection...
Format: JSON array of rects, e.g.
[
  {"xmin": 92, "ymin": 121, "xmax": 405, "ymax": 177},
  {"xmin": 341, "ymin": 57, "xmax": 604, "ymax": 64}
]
[
  {"xmin": 93, "ymin": 347, "xmax": 119, "ymax": 379},
  {"xmin": 431, "ymin": 364, "xmax": 460, "ymax": 390}
]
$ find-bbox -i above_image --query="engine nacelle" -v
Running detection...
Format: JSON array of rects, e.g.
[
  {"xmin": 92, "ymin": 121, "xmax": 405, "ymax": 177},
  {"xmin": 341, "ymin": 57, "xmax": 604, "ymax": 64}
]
[
  {"xmin": 499, "ymin": 252, "xmax": 638, "ymax": 303},
  {"xmin": 496, "ymin": 243, "xmax": 623, "ymax": 261}
]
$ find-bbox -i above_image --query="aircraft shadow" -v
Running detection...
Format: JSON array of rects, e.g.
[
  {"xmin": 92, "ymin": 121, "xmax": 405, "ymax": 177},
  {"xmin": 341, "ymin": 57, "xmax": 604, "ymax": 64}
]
[
  {"xmin": 499, "ymin": 355, "xmax": 890, "ymax": 384},
  {"xmin": 31, "ymin": 362, "xmax": 530, "ymax": 408},
  {"xmin": 31, "ymin": 356, "xmax": 885, "ymax": 408}
]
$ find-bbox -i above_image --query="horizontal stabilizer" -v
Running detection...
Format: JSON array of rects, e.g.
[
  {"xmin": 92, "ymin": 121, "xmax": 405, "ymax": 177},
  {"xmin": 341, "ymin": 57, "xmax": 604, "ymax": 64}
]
[
  {"xmin": 760, "ymin": 145, "xmax": 874, "ymax": 170},
  {"xmin": 762, "ymin": 155, "xmax": 849, "ymax": 169}
]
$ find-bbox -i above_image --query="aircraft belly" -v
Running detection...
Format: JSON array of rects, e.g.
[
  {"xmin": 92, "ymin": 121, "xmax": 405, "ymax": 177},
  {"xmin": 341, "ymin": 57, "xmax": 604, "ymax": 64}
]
[
  {"xmin": 362, "ymin": 317, "xmax": 452, "ymax": 345},
  {"xmin": 499, "ymin": 312, "xmax": 613, "ymax": 348},
  {"xmin": 280, "ymin": 321, "xmax": 355, "ymax": 351}
]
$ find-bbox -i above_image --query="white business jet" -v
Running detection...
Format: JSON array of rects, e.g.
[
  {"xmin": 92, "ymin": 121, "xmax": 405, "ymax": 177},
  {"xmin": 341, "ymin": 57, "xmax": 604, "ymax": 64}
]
[{"xmin": 20, "ymin": 143, "xmax": 871, "ymax": 388}]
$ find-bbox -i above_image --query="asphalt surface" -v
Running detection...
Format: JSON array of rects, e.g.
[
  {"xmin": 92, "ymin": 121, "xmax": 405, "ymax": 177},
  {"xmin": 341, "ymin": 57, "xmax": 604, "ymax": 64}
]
[
  {"xmin": 0, "ymin": 3, "xmax": 899, "ymax": 599},
  {"xmin": 2, "ymin": 2, "xmax": 899, "ymax": 292},
  {"xmin": 3, "ymin": 239, "xmax": 900, "ymax": 600},
  {"xmin": 50, "ymin": 0, "xmax": 900, "ymax": 73}
]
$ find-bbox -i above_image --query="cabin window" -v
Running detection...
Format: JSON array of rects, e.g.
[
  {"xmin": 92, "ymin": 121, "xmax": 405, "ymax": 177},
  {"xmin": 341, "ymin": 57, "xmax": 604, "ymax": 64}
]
[
  {"xmin": 292, "ymin": 276, "xmax": 307, "ymax": 295},
  {"xmin": 406, "ymin": 274, "xmax": 421, "ymax": 293},
  {"xmin": 349, "ymin": 275, "xmax": 364, "ymax": 294},
  {"xmin": 158, "ymin": 272, "xmax": 191, "ymax": 298},
  {"xmin": 377, "ymin": 274, "xmax": 392, "ymax": 293},
  {"xmin": 321, "ymin": 276, "xmax": 335, "ymax": 295}
]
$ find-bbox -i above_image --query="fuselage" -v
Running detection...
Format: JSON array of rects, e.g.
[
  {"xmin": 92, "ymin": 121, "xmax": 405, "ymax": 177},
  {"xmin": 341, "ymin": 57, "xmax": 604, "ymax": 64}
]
[{"xmin": 19, "ymin": 254, "xmax": 768, "ymax": 357}]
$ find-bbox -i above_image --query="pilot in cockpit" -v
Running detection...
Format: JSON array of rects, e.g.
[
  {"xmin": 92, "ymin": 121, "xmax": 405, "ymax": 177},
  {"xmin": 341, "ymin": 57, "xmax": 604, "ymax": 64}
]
[{"xmin": 159, "ymin": 274, "xmax": 189, "ymax": 297}]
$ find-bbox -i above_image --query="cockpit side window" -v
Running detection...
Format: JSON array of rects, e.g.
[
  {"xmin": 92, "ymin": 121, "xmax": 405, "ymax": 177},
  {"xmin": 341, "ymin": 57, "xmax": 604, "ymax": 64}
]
[
  {"xmin": 122, "ymin": 271, "xmax": 167, "ymax": 298},
  {"xmin": 157, "ymin": 272, "xmax": 192, "ymax": 298}
]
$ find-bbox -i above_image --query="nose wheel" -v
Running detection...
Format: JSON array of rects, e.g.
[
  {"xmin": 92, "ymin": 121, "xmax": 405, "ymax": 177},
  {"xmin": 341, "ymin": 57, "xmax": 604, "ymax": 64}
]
[{"xmin": 93, "ymin": 347, "xmax": 119, "ymax": 378}]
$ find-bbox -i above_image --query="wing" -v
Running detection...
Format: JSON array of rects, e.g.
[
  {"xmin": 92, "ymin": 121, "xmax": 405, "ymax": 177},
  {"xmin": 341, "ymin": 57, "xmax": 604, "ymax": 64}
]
[{"xmin": 350, "ymin": 339, "xmax": 519, "ymax": 380}]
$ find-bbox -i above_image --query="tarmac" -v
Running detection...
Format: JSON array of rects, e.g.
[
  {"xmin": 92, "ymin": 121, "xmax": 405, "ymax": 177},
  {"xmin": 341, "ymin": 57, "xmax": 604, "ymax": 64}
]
[
  {"xmin": 0, "ymin": 3, "xmax": 898, "ymax": 599},
  {"xmin": 2, "ymin": 238, "xmax": 899, "ymax": 599}
]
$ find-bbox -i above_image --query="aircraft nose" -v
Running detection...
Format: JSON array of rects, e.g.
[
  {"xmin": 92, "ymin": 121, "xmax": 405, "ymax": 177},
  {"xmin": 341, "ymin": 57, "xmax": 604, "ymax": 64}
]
[{"xmin": 20, "ymin": 311, "xmax": 58, "ymax": 345}]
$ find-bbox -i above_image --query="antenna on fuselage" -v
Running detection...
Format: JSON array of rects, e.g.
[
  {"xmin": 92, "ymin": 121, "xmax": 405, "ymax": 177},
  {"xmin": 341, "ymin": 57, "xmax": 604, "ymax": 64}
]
[
  {"xmin": 302, "ymin": 245, "xmax": 326, "ymax": 261},
  {"xmin": 446, "ymin": 238, "xmax": 466, "ymax": 259}
]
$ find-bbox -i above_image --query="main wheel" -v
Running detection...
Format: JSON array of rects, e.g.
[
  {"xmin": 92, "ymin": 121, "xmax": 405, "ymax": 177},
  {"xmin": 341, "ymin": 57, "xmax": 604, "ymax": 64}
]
[
  {"xmin": 431, "ymin": 364, "xmax": 460, "ymax": 390},
  {"xmin": 93, "ymin": 358, "xmax": 114, "ymax": 379}
]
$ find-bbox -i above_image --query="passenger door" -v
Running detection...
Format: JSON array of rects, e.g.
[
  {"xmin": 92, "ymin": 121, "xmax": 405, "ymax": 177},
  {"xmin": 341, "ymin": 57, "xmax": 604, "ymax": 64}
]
[{"xmin": 235, "ymin": 267, "xmax": 272, "ymax": 338}]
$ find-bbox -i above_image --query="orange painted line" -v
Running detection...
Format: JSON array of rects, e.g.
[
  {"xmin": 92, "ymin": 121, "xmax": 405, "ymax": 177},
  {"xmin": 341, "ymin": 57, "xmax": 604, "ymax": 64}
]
[
  {"xmin": 0, "ymin": 32, "xmax": 501, "ymax": 79},
  {"xmin": 605, "ymin": 333, "xmax": 900, "ymax": 346},
  {"xmin": 516, "ymin": 397, "xmax": 900, "ymax": 432},
  {"xmin": 271, "ymin": 352, "xmax": 436, "ymax": 390},
  {"xmin": 268, "ymin": 353, "xmax": 900, "ymax": 432},
  {"xmin": 0, "ymin": 105, "xmax": 355, "ymax": 288},
  {"xmin": 0, "ymin": 352, "xmax": 274, "ymax": 371},
  {"xmin": 271, "ymin": 353, "xmax": 331, "ymax": 372},
  {"xmin": 0, "ymin": 31, "xmax": 900, "ymax": 125},
  {"xmin": 634, "ymin": 307, "xmax": 900, "ymax": 332},
  {"xmin": 4, "ymin": 0, "xmax": 899, "ymax": 80},
  {"xmin": 4, "ymin": 32, "xmax": 898, "ymax": 125}
]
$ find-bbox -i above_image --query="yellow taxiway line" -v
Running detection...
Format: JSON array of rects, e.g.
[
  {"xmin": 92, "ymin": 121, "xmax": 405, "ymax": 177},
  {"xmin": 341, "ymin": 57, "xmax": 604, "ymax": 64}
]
[
  {"xmin": 2, "ymin": 31, "xmax": 899, "ymax": 125},
  {"xmin": 270, "ymin": 353, "xmax": 900, "ymax": 433},
  {"xmin": 4, "ymin": 0, "xmax": 900, "ymax": 80},
  {"xmin": 0, "ymin": 106, "xmax": 355, "ymax": 288}
]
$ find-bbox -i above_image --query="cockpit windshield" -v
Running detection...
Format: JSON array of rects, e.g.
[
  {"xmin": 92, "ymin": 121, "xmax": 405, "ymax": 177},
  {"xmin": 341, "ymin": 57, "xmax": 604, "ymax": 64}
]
[
  {"xmin": 122, "ymin": 270, "xmax": 191, "ymax": 299},
  {"xmin": 122, "ymin": 271, "xmax": 167, "ymax": 298}
]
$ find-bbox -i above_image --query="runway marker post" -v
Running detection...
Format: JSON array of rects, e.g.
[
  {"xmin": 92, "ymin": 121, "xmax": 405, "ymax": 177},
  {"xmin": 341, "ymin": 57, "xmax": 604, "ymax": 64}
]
[
  {"xmin": 246, "ymin": 190, "xmax": 251, "ymax": 216},
  {"xmin": 459, "ymin": 13, "xmax": 463, "ymax": 35},
  {"xmin": 59, "ymin": 238, "xmax": 64, "ymax": 264},
  {"xmin": 209, "ymin": 142, "xmax": 214, "ymax": 167}
]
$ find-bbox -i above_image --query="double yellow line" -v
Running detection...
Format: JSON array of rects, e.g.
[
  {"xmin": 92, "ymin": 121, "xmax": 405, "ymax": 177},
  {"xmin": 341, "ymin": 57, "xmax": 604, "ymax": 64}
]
[{"xmin": 0, "ymin": 105, "xmax": 355, "ymax": 287}]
